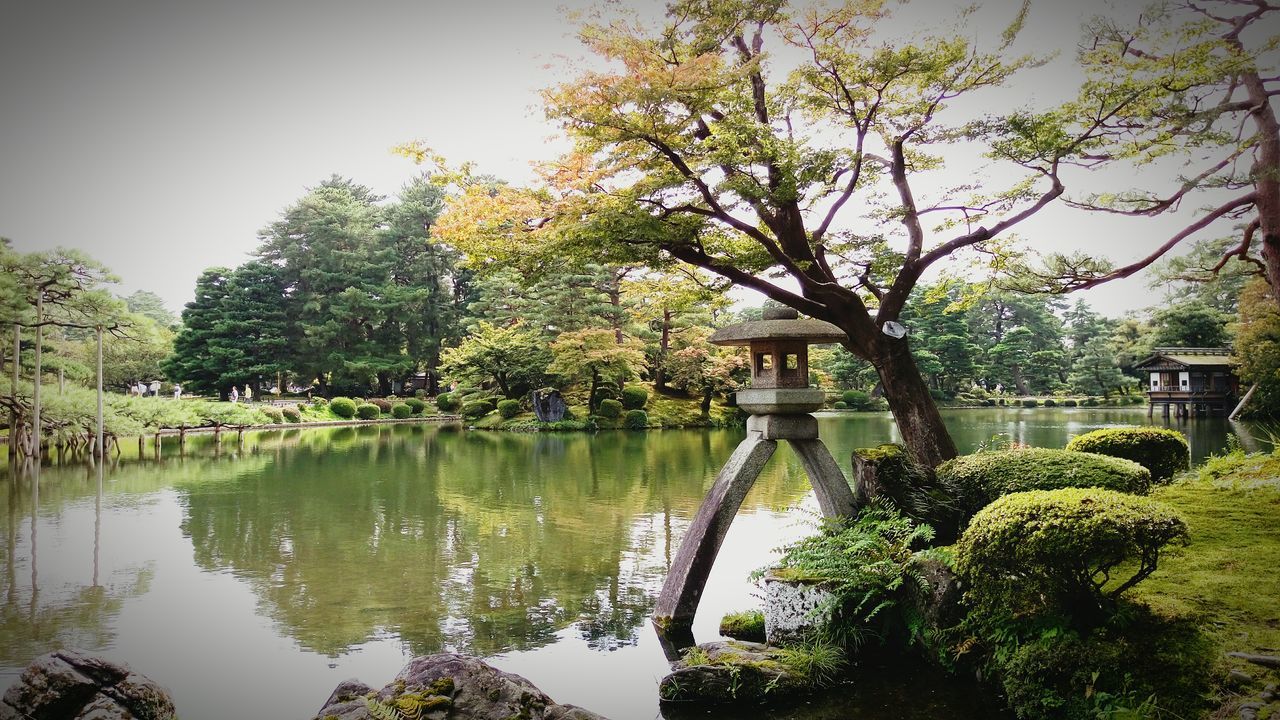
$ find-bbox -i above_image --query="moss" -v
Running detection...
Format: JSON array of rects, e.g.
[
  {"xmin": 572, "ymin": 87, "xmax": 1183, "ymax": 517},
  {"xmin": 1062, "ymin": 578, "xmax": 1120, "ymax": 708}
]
[
  {"xmin": 937, "ymin": 447, "xmax": 1152, "ymax": 520},
  {"xmin": 1066, "ymin": 426, "xmax": 1191, "ymax": 482},
  {"xmin": 719, "ymin": 610, "xmax": 766, "ymax": 642}
]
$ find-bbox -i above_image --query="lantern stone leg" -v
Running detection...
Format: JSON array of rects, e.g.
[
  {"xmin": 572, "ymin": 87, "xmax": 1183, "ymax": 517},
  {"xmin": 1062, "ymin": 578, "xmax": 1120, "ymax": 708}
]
[{"xmin": 654, "ymin": 431, "xmax": 777, "ymax": 629}]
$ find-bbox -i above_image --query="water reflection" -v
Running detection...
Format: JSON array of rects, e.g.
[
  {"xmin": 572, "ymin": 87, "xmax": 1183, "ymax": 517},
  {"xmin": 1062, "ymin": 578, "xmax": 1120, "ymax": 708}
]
[{"xmin": 176, "ymin": 426, "xmax": 812, "ymax": 658}]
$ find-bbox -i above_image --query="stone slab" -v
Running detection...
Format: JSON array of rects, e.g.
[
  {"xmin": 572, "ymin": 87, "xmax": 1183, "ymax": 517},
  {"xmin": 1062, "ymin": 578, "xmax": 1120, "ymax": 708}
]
[
  {"xmin": 736, "ymin": 388, "xmax": 826, "ymax": 414},
  {"xmin": 746, "ymin": 414, "xmax": 819, "ymax": 440}
]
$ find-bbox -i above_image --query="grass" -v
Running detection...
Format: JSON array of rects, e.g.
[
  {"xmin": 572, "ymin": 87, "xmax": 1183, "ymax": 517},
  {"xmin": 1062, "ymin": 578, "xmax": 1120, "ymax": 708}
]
[
  {"xmin": 459, "ymin": 390, "xmax": 743, "ymax": 431},
  {"xmin": 1132, "ymin": 451, "xmax": 1280, "ymax": 679}
]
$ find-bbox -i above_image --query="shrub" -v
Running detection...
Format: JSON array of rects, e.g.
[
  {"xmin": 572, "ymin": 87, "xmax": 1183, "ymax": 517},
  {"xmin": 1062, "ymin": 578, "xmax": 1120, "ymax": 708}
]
[
  {"xmin": 1062, "ymin": 399, "xmax": 1077, "ymax": 407},
  {"xmin": 765, "ymin": 504, "xmax": 944, "ymax": 647},
  {"xmin": 982, "ymin": 398, "xmax": 996, "ymax": 407},
  {"xmin": 414, "ymin": 388, "xmax": 428, "ymax": 399},
  {"xmin": 956, "ymin": 488, "xmax": 1189, "ymax": 621},
  {"xmin": 497, "ymin": 399, "xmax": 522, "ymax": 419},
  {"xmin": 260, "ymin": 406, "xmax": 284, "ymax": 424},
  {"xmin": 929, "ymin": 388, "xmax": 948, "ymax": 400},
  {"xmin": 1065, "ymin": 426, "xmax": 1190, "ymax": 482},
  {"xmin": 832, "ymin": 401, "xmax": 848, "ymax": 409},
  {"xmin": 391, "ymin": 403, "xmax": 412, "ymax": 419},
  {"xmin": 461, "ymin": 400, "xmax": 494, "ymax": 419},
  {"xmin": 620, "ymin": 386, "xmax": 649, "ymax": 410},
  {"xmin": 936, "ymin": 448, "xmax": 1151, "ymax": 520},
  {"xmin": 841, "ymin": 390, "xmax": 871, "ymax": 409},
  {"xmin": 310, "ymin": 396, "xmax": 328, "ymax": 407},
  {"xmin": 596, "ymin": 398, "xmax": 623, "ymax": 418},
  {"xmin": 1042, "ymin": 398, "xmax": 1057, "ymax": 408},
  {"xmin": 1020, "ymin": 398, "xmax": 1038, "ymax": 408},
  {"xmin": 281, "ymin": 405, "xmax": 302, "ymax": 423},
  {"xmin": 994, "ymin": 610, "xmax": 1213, "ymax": 720},
  {"xmin": 404, "ymin": 398, "xmax": 426, "ymax": 415},
  {"xmin": 623, "ymin": 409, "xmax": 648, "ymax": 430},
  {"xmin": 369, "ymin": 399, "xmax": 392, "ymax": 414},
  {"xmin": 1081, "ymin": 397, "xmax": 1100, "ymax": 407},
  {"xmin": 719, "ymin": 610, "xmax": 766, "ymax": 642},
  {"xmin": 435, "ymin": 393, "xmax": 458, "ymax": 412},
  {"xmin": 355, "ymin": 403, "xmax": 380, "ymax": 420},
  {"xmin": 330, "ymin": 397, "xmax": 357, "ymax": 419}
]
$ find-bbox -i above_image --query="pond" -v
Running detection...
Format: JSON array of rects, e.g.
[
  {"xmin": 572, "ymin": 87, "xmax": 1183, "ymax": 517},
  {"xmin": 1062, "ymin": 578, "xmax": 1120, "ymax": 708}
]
[{"xmin": 0, "ymin": 408, "xmax": 1258, "ymax": 719}]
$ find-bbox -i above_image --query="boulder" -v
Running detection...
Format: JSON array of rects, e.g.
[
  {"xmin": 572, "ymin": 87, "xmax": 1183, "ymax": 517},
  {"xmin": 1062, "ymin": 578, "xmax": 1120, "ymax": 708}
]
[
  {"xmin": 531, "ymin": 389, "xmax": 567, "ymax": 423},
  {"xmin": 0, "ymin": 649, "xmax": 175, "ymax": 720},
  {"xmin": 311, "ymin": 653, "xmax": 607, "ymax": 720},
  {"xmin": 658, "ymin": 640, "xmax": 833, "ymax": 705}
]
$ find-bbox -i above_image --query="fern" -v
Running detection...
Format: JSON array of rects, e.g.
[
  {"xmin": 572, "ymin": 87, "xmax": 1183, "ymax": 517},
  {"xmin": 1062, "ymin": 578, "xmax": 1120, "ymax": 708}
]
[{"xmin": 361, "ymin": 697, "xmax": 402, "ymax": 720}]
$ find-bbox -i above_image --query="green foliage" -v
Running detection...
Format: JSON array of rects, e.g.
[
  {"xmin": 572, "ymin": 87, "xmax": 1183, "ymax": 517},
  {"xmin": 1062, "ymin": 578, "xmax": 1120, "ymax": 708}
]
[
  {"xmin": 853, "ymin": 444, "xmax": 963, "ymax": 542},
  {"xmin": 623, "ymin": 409, "xmax": 648, "ymax": 430},
  {"xmin": 330, "ymin": 397, "xmax": 357, "ymax": 419},
  {"xmin": 497, "ymin": 399, "xmax": 521, "ymax": 419},
  {"xmin": 1063, "ymin": 399, "xmax": 1077, "ymax": 407},
  {"xmin": 281, "ymin": 405, "xmax": 302, "ymax": 423},
  {"xmin": 260, "ymin": 406, "xmax": 284, "ymax": 424},
  {"xmin": 620, "ymin": 385, "xmax": 649, "ymax": 410},
  {"xmin": 718, "ymin": 610, "xmax": 766, "ymax": 642},
  {"xmin": 840, "ymin": 390, "xmax": 871, "ymax": 409},
  {"xmin": 390, "ymin": 403, "xmax": 412, "ymax": 419},
  {"xmin": 439, "ymin": 321, "xmax": 551, "ymax": 399},
  {"xmin": 937, "ymin": 448, "xmax": 1152, "ymax": 520},
  {"xmin": 1081, "ymin": 397, "xmax": 1100, "ymax": 407},
  {"xmin": 355, "ymin": 403, "xmax": 380, "ymax": 420},
  {"xmin": 596, "ymin": 398, "xmax": 623, "ymax": 419},
  {"xmin": 832, "ymin": 401, "xmax": 848, "ymax": 409},
  {"xmin": 434, "ymin": 392, "xmax": 458, "ymax": 412},
  {"xmin": 404, "ymin": 398, "xmax": 426, "ymax": 414},
  {"xmin": 369, "ymin": 399, "xmax": 392, "ymax": 413},
  {"xmin": 1020, "ymin": 398, "xmax": 1038, "ymax": 408},
  {"xmin": 956, "ymin": 488, "xmax": 1189, "ymax": 622},
  {"xmin": 1066, "ymin": 427, "xmax": 1190, "ymax": 483},
  {"xmin": 1233, "ymin": 277, "xmax": 1280, "ymax": 418},
  {"xmin": 1042, "ymin": 398, "xmax": 1056, "ymax": 407},
  {"xmin": 765, "ymin": 505, "xmax": 943, "ymax": 648},
  {"xmin": 461, "ymin": 399, "xmax": 494, "ymax": 419}
]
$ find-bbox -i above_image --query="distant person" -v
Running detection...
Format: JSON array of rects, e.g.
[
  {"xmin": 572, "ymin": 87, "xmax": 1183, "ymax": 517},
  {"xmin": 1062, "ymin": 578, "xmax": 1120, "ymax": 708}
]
[
  {"xmin": 230, "ymin": 386, "xmax": 239, "ymax": 403},
  {"xmin": 173, "ymin": 383, "xmax": 182, "ymax": 400},
  {"xmin": 135, "ymin": 381, "xmax": 147, "ymax": 397},
  {"xmin": 149, "ymin": 380, "xmax": 160, "ymax": 397},
  {"xmin": 244, "ymin": 385, "xmax": 253, "ymax": 403}
]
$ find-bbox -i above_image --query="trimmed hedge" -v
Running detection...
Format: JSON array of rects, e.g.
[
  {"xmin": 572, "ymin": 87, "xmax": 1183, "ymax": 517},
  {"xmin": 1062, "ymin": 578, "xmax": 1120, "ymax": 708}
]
[
  {"xmin": 462, "ymin": 400, "xmax": 494, "ymax": 419},
  {"xmin": 435, "ymin": 393, "xmax": 458, "ymax": 412},
  {"xmin": 330, "ymin": 397, "xmax": 357, "ymax": 419},
  {"xmin": 369, "ymin": 399, "xmax": 392, "ymax": 414},
  {"xmin": 391, "ymin": 403, "xmax": 412, "ymax": 419},
  {"xmin": 936, "ymin": 447, "xmax": 1152, "ymax": 520},
  {"xmin": 1043, "ymin": 398, "xmax": 1057, "ymax": 408},
  {"xmin": 260, "ymin": 406, "xmax": 284, "ymax": 423},
  {"xmin": 620, "ymin": 386, "xmax": 649, "ymax": 410},
  {"xmin": 1065, "ymin": 426, "xmax": 1190, "ymax": 482},
  {"xmin": 1062, "ymin": 399, "xmax": 1077, "ymax": 407},
  {"xmin": 623, "ymin": 409, "xmax": 648, "ymax": 430},
  {"xmin": 281, "ymin": 405, "xmax": 302, "ymax": 423},
  {"xmin": 956, "ymin": 487, "xmax": 1189, "ymax": 619},
  {"xmin": 841, "ymin": 390, "xmax": 871, "ymax": 409},
  {"xmin": 404, "ymin": 398, "xmax": 426, "ymax": 415},
  {"xmin": 1021, "ymin": 398, "xmax": 1038, "ymax": 408},
  {"xmin": 832, "ymin": 401, "xmax": 848, "ymax": 409},
  {"xmin": 497, "ymin": 399, "xmax": 522, "ymax": 419},
  {"xmin": 356, "ymin": 403, "xmax": 380, "ymax": 420},
  {"xmin": 597, "ymin": 398, "xmax": 623, "ymax": 419}
]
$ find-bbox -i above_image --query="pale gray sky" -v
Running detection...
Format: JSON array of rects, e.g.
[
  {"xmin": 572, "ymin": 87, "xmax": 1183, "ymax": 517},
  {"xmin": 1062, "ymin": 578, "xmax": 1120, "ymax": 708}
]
[{"xmin": 0, "ymin": 0, "xmax": 1218, "ymax": 318}]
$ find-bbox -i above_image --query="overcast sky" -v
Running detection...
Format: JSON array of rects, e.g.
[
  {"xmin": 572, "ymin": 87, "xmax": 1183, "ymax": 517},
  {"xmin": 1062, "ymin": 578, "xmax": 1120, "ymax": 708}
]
[{"xmin": 0, "ymin": 0, "xmax": 1221, "ymax": 319}]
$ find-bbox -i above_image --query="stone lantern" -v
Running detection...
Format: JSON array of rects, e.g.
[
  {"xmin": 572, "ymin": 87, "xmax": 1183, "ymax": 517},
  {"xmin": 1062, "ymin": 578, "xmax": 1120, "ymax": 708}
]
[{"xmin": 653, "ymin": 307, "xmax": 858, "ymax": 633}]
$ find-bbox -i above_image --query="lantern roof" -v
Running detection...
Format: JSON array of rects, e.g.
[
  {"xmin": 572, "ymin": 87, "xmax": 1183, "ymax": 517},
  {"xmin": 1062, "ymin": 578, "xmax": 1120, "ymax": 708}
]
[{"xmin": 708, "ymin": 308, "xmax": 846, "ymax": 346}]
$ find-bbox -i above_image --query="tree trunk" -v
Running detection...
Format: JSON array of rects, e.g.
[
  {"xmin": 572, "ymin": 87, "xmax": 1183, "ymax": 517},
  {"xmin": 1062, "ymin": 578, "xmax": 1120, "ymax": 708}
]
[
  {"xmin": 869, "ymin": 338, "xmax": 958, "ymax": 469},
  {"xmin": 377, "ymin": 372, "xmax": 392, "ymax": 397},
  {"xmin": 655, "ymin": 310, "xmax": 672, "ymax": 391},
  {"xmin": 1011, "ymin": 366, "xmax": 1030, "ymax": 396},
  {"xmin": 588, "ymin": 371, "xmax": 601, "ymax": 412},
  {"xmin": 700, "ymin": 386, "xmax": 713, "ymax": 415}
]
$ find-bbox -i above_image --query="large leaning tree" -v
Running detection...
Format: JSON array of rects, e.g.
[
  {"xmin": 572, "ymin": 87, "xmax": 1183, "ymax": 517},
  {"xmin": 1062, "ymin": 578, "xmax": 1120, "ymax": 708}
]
[
  {"xmin": 426, "ymin": 0, "xmax": 1112, "ymax": 467},
  {"xmin": 1024, "ymin": 0, "xmax": 1280, "ymax": 302}
]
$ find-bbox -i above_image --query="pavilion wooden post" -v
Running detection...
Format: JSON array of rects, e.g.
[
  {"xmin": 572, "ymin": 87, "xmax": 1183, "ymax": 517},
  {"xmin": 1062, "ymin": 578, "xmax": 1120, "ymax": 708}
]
[
  {"xmin": 31, "ymin": 292, "xmax": 42, "ymax": 460},
  {"xmin": 652, "ymin": 308, "xmax": 858, "ymax": 634},
  {"xmin": 9, "ymin": 324, "xmax": 19, "ymax": 462}
]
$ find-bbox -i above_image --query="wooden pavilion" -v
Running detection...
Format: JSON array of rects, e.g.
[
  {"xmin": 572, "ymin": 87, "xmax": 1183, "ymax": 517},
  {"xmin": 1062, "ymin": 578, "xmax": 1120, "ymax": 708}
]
[{"xmin": 1135, "ymin": 347, "xmax": 1238, "ymax": 418}]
